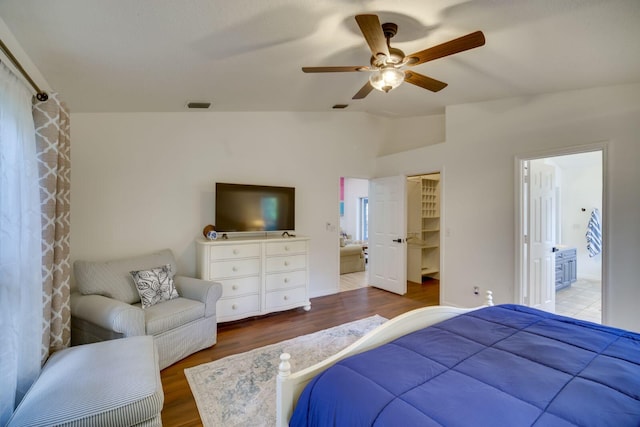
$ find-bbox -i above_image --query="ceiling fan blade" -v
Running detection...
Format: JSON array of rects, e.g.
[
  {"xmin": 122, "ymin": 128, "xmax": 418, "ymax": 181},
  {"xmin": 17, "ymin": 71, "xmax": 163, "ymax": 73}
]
[
  {"xmin": 355, "ymin": 14, "xmax": 390, "ymax": 59},
  {"xmin": 407, "ymin": 31, "xmax": 485, "ymax": 66},
  {"xmin": 302, "ymin": 66, "xmax": 369, "ymax": 73},
  {"xmin": 352, "ymin": 81, "xmax": 374, "ymax": 99},
  {"xmin": 404, "ymin": 71, "xmax": 448, "ymax": 92}
]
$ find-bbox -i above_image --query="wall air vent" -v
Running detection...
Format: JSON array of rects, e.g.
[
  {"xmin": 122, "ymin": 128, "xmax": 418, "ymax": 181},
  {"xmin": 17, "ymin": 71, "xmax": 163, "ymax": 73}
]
[
  {"xmin": 186, "ymin": 101, "xmax": 212, "ymax": 110},
  {"xmin": 332, "ymin": 104, "xmax": 349, "ymax": 109}
]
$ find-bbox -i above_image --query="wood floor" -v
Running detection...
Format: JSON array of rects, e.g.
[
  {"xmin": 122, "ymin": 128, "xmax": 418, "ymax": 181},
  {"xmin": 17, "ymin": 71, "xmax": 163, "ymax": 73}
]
[{"xmin": 160, "ymin": 280, "xmax": 439, "ymax": 426}]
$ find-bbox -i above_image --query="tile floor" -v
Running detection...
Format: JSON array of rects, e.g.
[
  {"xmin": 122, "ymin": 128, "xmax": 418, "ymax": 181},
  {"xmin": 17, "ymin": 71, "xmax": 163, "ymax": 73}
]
[{"xmin": 555, "ymin": 278, "xmax": 602, "ymax": 323}]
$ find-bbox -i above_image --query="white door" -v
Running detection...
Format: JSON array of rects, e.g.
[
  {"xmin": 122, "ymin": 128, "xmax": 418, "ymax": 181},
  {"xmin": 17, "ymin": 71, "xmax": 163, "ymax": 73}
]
[
  {"xmin": 527, "ymin": 160, "xmax": 556, "ymax": 312},
  {"xmin": 368, "ymin": 176, "xmax": 407, "ymax": 295}
]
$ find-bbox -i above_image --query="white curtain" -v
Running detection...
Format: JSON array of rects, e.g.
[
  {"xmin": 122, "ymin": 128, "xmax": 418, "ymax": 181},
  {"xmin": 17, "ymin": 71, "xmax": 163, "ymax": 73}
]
[{"xmin": 0, "ymin": 62, "xmax": 44, "ymax": 424}]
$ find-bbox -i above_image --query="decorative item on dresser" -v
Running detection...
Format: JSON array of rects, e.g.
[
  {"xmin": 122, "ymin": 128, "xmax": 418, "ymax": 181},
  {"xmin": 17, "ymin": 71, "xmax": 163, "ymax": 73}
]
[
  {"xmin": 202, "ymin": 224, "xmax": 217, "ymax": 240},
  {"xmin": 196, "ymin": 236, "xmax": 311, "ymax": 322}
]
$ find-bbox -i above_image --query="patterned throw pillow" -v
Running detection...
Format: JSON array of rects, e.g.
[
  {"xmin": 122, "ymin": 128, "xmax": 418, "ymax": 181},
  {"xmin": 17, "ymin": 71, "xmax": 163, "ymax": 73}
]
[{"xmin": 130, "ymin": 264, "xmax": 179, "ymax": 308}]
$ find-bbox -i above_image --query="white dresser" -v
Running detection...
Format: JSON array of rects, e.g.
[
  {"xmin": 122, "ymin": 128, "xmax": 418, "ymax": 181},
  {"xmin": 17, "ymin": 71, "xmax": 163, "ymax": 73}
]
[{"xmin": 196, "ymin": 236, "xmax": 311, "ymax": 322}]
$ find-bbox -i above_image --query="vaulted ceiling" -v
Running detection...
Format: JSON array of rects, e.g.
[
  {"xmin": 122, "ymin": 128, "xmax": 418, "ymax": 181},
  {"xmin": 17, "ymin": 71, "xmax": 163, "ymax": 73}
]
[{"xmin": 1, "ymin": 0, "xmax": 639, "ymax": 117}]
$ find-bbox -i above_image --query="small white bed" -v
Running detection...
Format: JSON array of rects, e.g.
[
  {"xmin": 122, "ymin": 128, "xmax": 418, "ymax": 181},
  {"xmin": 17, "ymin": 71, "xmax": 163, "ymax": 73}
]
[
  {"xmin": 276, "ymin": 292, "xmax": 494, "ymax": 426},
  {"xmin": 276, "ymin": 291, "xmax": 640, "ymax": 426}
]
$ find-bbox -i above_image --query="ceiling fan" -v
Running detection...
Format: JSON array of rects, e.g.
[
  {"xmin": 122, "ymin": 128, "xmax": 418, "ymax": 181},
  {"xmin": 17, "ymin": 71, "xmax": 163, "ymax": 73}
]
[{"xmin": 302, "ymin": 14, "xmax": 485, "ymax": 99}]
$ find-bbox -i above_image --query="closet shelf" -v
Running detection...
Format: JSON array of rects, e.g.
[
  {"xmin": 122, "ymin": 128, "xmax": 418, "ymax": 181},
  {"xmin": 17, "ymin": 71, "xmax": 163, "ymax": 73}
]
[
  {"xmin": 408, "ymin": 174, "xmax": 441, "ymax": 282},
  {"xmin": 420, "ymin": 176, "xmax": 440, "ymax": 279}
]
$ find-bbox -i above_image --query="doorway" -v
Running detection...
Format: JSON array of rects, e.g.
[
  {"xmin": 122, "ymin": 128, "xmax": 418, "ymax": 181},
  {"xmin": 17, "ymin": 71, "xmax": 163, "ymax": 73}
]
[
  {"xmin": 517, "ymin": 148, "xmax": 604, "ymax": 323},
  {"xmin": 406, "ymin": 173, "xmax": 441, "ymax": 301},
  {"xmin": 338, "ymin": 177, "xmax": 370, "ymax": 292},
  {"xmin": 337, "ymin": 174, "xmax": 441, "ymax": 303},
  {"xmin": 406, "ymin": 173, "xmax": 441, "ymax": 277}
]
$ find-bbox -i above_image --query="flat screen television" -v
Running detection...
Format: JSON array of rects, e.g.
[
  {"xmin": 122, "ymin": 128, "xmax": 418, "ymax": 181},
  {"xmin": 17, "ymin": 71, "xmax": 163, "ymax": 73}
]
[{"xmin": 215, "ymin": 183, "xmax": 295, "ymax": 232}]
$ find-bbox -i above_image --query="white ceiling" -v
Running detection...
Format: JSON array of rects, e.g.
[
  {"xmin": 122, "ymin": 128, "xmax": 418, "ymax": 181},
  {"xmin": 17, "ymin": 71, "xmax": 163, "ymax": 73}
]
[{"xmin": 1, "ymin": 0, "xmax": 639, "ymax": 117}]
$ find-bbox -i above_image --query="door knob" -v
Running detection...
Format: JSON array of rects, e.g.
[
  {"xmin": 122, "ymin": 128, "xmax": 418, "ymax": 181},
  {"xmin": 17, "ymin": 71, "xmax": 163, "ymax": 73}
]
[
  {"xmin": 393, "ymin": 238, "xmax": 403, "ymax": 243},
  {"xmin": 552, "ymin": 247, "xmax": 560, "ymax": 252}
]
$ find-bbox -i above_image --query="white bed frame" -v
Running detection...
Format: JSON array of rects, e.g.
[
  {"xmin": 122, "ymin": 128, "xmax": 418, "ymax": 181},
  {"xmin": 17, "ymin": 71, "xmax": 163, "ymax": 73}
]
[{"xmin": 276, "ymin": 291, "xmax": 494, "ymax": 426}]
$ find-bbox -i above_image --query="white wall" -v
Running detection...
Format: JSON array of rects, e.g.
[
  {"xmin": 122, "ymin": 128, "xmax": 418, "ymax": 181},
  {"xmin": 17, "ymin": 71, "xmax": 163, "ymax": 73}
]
[
  {"xmin": 555, "ymin": 153, "xmax": 603, "ymax": 280},
  {"xmin": 70, "ymin": 112, "xmax": 383, "ymax": 298},
  {"xmin": 66, "ymin": 84, "xmax": 640, "ymax": 331},
  {"xmin": 376, "ymin": 83, "xmax": 640, "ymax": 331},
  {"xmin": 378, "ymin": 114, "xmax": 445, "ymax": 156},
  {"xmin": 0, "ymin": 16, "xmax": 51, "ymax": 92}
]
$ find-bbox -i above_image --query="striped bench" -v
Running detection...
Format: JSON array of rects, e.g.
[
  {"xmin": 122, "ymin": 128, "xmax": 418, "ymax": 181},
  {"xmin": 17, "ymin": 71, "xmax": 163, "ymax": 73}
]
[{"xmin": 8, "ymin": 336, "xmax": 163, "ymax": 427}]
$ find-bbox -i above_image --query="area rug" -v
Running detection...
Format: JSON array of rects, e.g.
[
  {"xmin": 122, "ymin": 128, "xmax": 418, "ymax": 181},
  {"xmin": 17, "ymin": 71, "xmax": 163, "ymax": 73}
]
[{"xmin": 185, "ymin": 315, "xmax": 387, "ymax": 427}]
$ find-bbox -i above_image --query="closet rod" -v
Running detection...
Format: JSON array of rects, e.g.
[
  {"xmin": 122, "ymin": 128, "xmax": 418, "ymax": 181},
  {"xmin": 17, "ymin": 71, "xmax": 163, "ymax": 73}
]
[{"xmin": 0, "ymin": 38, "xmax": 48, "ymax": 101}]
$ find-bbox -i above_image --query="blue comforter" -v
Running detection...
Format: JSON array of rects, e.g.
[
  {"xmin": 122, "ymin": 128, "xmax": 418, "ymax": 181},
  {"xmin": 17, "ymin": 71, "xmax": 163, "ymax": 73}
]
[{"xmin": 290, "ymin": 304, "xmax": 640, "ymax": 426}]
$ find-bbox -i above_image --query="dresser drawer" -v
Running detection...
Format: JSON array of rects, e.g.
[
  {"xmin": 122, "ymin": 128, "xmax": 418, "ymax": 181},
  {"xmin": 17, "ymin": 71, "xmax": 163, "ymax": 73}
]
[
  {"xmin": 210, "ymin": 243, "xmax": 260, "ymax": 260},
  {"xmin": 217, "ymin": 295, "xmax": 261, "ymax": 320},
  {"xmin": 218, "ymin": 276, "xmax": 261, "ymax": 298},
  {"xmin": 265, "ymin": 254, "xmax": 306, "ymax": 273},
  {"xmin": 210, "ymin": 258, "xmax": 260, "ymax": 278},
  {"xmin": 265, "ymin": 270, "xmax": 306, "ymax": 291},
  {"xmin": 266, "ymin": 240, "xmax": 307, "ymax": 256},
  {"xmin": 265, "ymin": 286, "xmax": 307, "ymax": 310}
]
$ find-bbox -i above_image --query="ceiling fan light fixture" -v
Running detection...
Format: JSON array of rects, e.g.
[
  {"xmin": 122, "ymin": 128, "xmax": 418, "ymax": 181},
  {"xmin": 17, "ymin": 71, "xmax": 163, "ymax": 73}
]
[
  {"xmin": 301, "ymin": 15, "xmax": 486, "ymax": 99},
  {"xmin": 369, "ymin": 66, "xmax": 404, "ymax": 93}
]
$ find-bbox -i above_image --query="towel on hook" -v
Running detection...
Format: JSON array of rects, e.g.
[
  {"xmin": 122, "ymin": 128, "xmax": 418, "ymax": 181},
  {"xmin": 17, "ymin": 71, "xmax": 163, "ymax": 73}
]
[{"xmin": 586, "ymin": 208, "xmax": 602, "ymax": 257}]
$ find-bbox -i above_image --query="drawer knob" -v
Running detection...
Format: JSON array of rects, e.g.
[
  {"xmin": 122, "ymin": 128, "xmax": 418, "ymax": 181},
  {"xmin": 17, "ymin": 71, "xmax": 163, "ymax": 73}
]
[
  {"xmin": 232, "ymin": 304, "xmax": 237, "ymax": 310},
  {"xmin": 284, "ymin": 295, "xmax": 288, "ymax": 300},
  {"xmin": 232, "ymin": 284, "xmax": 238, "ymax": 290},
  {"xmin": 233, "ymin": 249, "xmax": 239, "ymax": 255},
  {"xmin": 284, "ymin": 246, "xmax": 289, "ymax": 251},
  {"xmin": 232, "ymin": 266, "xmax": 238, "ymax": 272},
  {"xmin": 284, "ymin": 278, "xmax": 289, "ymax": 283},
  {"xmin": 284, "ymin": 261, "xmax": 289, "ymax": 266}
]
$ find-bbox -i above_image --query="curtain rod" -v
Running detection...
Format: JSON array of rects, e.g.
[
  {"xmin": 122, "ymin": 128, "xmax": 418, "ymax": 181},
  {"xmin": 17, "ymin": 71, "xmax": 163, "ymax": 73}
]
[{"xmin": 0, "ymin": 38, "xmax": 48, "ymax": 101}]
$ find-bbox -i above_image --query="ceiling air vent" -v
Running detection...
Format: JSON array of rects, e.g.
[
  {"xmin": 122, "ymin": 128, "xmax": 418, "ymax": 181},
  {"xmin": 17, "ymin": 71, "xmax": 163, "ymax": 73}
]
[{"xmin": 186, "ymin": 101, "xmax": 212, "ymax": 110}]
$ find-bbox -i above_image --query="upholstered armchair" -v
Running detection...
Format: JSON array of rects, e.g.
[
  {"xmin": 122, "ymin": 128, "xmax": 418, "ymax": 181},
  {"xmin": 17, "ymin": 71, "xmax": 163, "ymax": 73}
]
[
  {"xmin": 340, "ymin": 243, "xmax": 366, "ymax": 274},
  {"xmin": 70, "ymin": 249, "xmax": 222, "ymax": 369}
]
